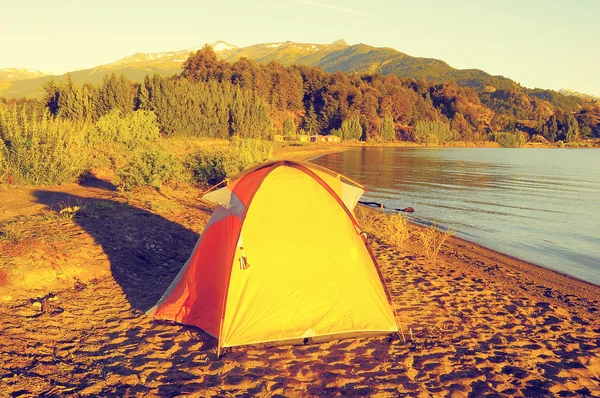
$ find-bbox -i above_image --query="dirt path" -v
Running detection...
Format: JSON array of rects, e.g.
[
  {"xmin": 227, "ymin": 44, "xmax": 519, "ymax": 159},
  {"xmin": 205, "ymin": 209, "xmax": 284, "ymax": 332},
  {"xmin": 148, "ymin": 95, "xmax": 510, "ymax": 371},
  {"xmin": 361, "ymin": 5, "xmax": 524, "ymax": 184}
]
[{"xmin": 1, "ymin": 181, "xmax": 599, "ymax": 397}]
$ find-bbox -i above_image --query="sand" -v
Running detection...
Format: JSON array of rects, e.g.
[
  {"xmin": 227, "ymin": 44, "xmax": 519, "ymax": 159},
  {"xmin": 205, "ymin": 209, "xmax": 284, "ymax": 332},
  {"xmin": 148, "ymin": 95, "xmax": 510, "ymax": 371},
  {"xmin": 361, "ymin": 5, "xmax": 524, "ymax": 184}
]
[{"xmin": 1, "ymin": 178, "xmax": 600, "ymax": 397}]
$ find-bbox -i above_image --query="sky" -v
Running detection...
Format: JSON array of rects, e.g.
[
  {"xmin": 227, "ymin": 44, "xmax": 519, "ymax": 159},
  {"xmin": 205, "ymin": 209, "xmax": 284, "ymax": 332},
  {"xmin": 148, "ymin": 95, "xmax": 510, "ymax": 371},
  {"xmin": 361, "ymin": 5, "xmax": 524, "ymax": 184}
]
[{"xmin": 1, "ymin": 0, "xmax": 599, "ymax": 95}]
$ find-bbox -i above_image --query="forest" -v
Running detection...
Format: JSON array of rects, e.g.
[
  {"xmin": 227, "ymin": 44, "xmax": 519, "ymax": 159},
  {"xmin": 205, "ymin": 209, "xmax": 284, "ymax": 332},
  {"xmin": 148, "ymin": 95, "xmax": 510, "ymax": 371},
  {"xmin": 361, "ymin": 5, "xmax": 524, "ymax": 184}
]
[{"xmin": 1, "ymin": 46, "xmax": 599, "ymax": 188}]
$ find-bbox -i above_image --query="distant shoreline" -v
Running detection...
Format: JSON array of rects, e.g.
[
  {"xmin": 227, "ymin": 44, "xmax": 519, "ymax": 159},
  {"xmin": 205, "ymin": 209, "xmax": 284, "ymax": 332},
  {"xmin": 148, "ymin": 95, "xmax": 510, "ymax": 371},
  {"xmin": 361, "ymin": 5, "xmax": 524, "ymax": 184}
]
[
  {"xmin": 278, "ymin": 140, "xmax": 600, "ymax": 153},
  {"xmin": 302, "ymin": 146, "xmax": 600, "ymax": 294}
]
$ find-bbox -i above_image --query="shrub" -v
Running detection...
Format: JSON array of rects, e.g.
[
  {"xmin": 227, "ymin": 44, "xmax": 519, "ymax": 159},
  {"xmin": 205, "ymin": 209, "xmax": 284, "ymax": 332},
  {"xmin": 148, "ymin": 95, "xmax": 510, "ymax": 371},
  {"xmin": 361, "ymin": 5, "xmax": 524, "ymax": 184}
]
[
  {"xmin": 116, "ymin": 148, "xmax": 187, "ymax": 191},
  {"xmin": 87, "ymin": 109, "xmax": 163, "ymax": 171},
  {"xmin": 412, "ymin": 120, "xmax": 458, "ymax": 144},
  {"xmin": 493, "ymin": 131, "xmax": 528, "ymax": 148},
  {"xmin": 340, "ymin": 116, "xmax": 363, "ymax": 141},
  {"xmin": 187, "ymin": 150, "xmax": 229, "ymax": 186},
  {"xmin": 0, "ymin": 139, "xmax": 7, "ymax": 182},
  {"xmin": 228, "ymin": 137, "xmax": 274, "ymax": 169},
  {"xmin": 0, "ymin": 106, "xmax": 89, "ymax": 185},
  {"xmin": 187, "ymin": 138, "xmax": 274, "ymax": 186},
  {"xmin": 354, "ymin": 206, "xmax": 410, "ymax": 249},
  {"xmin": 416, "ymin": 221, "xmax": 455, "ymax": 263},
  {"xmin": 87, "ymin": 109, "xmax": 160, "ymax": 147},
  {"xmin": 282, "ymin": 117, "xmax": 296, "ymax": 139}
]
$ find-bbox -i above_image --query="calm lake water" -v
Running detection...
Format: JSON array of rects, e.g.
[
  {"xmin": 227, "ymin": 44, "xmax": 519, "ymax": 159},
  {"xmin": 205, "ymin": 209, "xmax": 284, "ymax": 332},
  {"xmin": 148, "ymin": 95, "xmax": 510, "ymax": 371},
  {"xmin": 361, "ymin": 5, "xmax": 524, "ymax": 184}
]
[{"xmin": 312, "ymin": 147, "xmax": 600, "ymax": 285}]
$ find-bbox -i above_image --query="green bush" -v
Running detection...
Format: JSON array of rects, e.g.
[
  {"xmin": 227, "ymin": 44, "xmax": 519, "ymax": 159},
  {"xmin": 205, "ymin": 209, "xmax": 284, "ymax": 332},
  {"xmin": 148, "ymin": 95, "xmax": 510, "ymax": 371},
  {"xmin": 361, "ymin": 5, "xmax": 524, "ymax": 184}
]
[
  {"xmin": 0, "ymin": 105, "xmax": 89, "ymax": 185},
  {"xmin": 0, "ymin": 139, "xmax": 7, "ymax": 182},
  {"xmin": 412, "ymin": 120, "xmax": 458, "ymax": 144},
  {"xmin": 116, "ymin": 148, "xmax": 187, "ymax": 191},
  {"xmin": 188, "ymin": 138, "xmax": 274, "ymax": 186},
  {"xmin": 340, "ymin": 116, "xmax": 363, "ymax": 141},
  {"xmin": 188, "ymin": 150, "xmax": 229, "ymax": 186},
  {"xmin": 86, "ymin": 109, "xmax": 163, "ymax": 171},
  {"xmin": 282, "ymin": 117, "xmax": 296, "ymax": 139},
  {"xmin": 87, "ymin": 109, "xmax": 160, "ymax": 147},
  {"xmin": 493, "ymin": 131, "xmax": 528, "ymax": 148},
  {"xmin": 228, "ymin": 137, "xmax": 274, "ymax": 169}
]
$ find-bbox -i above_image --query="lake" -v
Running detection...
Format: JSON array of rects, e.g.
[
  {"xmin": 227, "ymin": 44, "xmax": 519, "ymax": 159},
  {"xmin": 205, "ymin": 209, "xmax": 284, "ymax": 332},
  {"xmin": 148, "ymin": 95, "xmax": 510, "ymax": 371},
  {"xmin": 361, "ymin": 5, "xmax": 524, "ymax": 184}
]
[{"xmin": 311, "ymin": 147, "xmax": 600, "ymax": 285}]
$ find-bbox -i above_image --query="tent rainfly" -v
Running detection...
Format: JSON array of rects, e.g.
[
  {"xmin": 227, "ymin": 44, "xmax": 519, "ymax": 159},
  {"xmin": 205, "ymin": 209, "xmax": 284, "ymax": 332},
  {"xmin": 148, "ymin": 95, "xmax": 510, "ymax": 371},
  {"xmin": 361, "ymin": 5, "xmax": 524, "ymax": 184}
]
[{"xmin": 147, "ymin": 160, "xmax": 399, "ymax": 356}]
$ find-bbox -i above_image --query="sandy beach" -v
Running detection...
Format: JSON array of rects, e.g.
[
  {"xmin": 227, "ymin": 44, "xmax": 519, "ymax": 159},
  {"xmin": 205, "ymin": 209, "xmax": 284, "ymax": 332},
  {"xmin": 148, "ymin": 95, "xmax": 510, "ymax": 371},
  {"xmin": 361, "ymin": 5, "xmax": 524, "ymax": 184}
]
[{"xmin": 1, "ymin": 152, "xmax": 600, "ymax": 396}]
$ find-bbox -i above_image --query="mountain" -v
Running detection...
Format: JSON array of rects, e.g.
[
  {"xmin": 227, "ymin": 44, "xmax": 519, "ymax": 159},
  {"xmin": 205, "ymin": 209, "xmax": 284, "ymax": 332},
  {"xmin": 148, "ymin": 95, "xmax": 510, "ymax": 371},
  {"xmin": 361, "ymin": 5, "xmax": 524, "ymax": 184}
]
[
  {"xmin": 0, "ymin": 68, "xmax": 46, "ymax": 81},
  {"xmin": 0, "ymin": 68, "xmax": 46, "ymax": 92},
  {"xmin": 110, "ymin": 41, "xmax": 239, "ymax": 68},
  {"xmin": 0, "ymin": 40, "xmax": 578, "ymax": 103},
  {"xmin": 0, "ymin": 41, "xmax": 238, "ymax": 98},
  {"xmin": 311, "ymin": 44, "xmax": 519, "ymax": 91},
  {"xmin": 225, "ymin": 39, "xmax": 349, "ymax": 66},
  {"xmin": 558, "ymin": 89, "xmax": 599, "ymax": 101}
]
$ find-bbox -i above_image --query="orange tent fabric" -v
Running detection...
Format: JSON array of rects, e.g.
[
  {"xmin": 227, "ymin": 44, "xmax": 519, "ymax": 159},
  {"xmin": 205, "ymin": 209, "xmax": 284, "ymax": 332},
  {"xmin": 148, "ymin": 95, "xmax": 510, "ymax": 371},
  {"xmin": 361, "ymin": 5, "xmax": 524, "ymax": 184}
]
[{"xmin": 148, "ymin": 160, "xmax": 399, "ymax": 351}]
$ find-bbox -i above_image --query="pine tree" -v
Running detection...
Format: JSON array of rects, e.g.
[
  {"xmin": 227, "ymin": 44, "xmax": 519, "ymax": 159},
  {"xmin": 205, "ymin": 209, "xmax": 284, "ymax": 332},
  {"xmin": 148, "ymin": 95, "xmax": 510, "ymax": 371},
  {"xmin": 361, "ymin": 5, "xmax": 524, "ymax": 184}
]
[
  {"xmin": 565, "ymin": 114, "xmax": 580, "ymax": 142},
  {"xmin": 544, "ymin": 114, "xmax": 558, "ymax": 142},
  {"xmin": 380, "ymin": 114, "xmax": 395, "ymax": 142},
  {"xmin": 42, "ymin": 79, "xmax": 61, "ymax": 117},
  {"xmin": 282, "ymin": 117, "xmax": 296, "ymax": 139},
  {"xmin": 304, "ymin": 105, "xmax": 318, "ymax": 135},
  {"xmin": 340, "ymin": 116, "xmax": 362, "ymax": 141},
  {"xmin": 137, "ymin": 76, "xmax": 151, "ymax": 110}
]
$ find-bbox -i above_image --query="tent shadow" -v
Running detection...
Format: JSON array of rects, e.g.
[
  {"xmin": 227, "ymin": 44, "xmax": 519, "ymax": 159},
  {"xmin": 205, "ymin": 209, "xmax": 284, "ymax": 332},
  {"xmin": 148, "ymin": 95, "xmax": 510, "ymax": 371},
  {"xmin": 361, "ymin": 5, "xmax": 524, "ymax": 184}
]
[{"xmin": 34, "ymin": 190, "xmax": 201, "ymax": 312}]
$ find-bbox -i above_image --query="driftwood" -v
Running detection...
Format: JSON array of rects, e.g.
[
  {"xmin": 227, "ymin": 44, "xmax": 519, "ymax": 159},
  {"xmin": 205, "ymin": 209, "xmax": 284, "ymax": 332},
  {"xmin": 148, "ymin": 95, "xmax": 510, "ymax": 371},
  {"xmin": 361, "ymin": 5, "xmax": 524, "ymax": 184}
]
[{"xmin": 358, "ymin": 201, "xmax": 415, "ymax": 213}]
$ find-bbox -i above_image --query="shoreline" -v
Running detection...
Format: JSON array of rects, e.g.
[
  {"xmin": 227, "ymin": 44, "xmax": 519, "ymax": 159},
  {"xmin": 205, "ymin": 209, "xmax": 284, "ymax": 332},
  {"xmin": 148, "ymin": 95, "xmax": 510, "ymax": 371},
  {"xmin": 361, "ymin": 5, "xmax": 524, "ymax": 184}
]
[
  {"xmin": 442, "ymin": 230, "xmax": 600, "ymax": 302},
  {"xmin": 1, "ymin": 145, "xmax": 599, "ymax": 396},
  {"xmin": 359, "ymin": 204, "xmax": 600, "ymax": 316},
  {"xmin": 287, "ymin": 139, "xmax": 600, "ymax": 149},
  {"xmin": 409, "ymin": 217, "xmax": 600, "ymax": 292},
  {"xmin": 307, "ymin": 147, "xmax": 600, "ymax": 296}
]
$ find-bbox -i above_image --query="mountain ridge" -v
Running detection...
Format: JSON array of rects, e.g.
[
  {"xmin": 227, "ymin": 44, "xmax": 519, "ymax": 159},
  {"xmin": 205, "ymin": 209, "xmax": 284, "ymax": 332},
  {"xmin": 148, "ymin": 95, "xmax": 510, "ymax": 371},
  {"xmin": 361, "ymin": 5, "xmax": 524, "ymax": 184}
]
[{"xmin": 0, "ymin": 40, "xmax": 587, "ymax": 102}]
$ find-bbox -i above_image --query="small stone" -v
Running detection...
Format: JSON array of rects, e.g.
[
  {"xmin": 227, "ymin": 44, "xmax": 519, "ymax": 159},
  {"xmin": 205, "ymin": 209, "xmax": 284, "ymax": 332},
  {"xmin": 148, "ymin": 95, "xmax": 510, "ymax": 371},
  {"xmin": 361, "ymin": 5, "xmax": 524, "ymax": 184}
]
[{"xmin": 32, "ymin": 302, "xmax": 42, "ymax": 312}]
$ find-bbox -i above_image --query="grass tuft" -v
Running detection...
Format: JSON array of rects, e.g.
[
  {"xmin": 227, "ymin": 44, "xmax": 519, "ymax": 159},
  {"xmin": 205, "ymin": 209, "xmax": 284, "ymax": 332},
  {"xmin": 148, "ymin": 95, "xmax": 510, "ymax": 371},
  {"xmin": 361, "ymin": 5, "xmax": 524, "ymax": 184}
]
[
  {"xmin": 355, "ymin": 206, "xmax": 410, "ymax": 249},
  {"xmin": 416, "ymin": 220, "xmax": 455, "ymax": 263}
]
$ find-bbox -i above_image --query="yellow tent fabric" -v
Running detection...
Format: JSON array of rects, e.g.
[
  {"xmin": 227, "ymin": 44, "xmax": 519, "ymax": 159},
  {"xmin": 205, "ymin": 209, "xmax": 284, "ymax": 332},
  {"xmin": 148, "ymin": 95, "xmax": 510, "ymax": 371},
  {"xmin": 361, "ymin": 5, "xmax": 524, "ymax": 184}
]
[
  {"xmin": 149, "ymin": 160, "xmax": 399, "ymax": 352},
  {"xmin": 219, "ymin": 166, "xmax": 398, "ymax": 348}
]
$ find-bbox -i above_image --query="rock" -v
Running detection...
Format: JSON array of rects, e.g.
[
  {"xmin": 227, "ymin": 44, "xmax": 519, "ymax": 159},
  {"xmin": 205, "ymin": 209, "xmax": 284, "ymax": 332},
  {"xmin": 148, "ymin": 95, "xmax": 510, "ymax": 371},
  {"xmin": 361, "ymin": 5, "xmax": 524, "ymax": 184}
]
[
  {"xmin": 401, "ymin": 207, "xmax": 415, "ymax": 213},
  {"xmin": 32, "ymin": 301, "xmax": 42, "ymax": 312}
]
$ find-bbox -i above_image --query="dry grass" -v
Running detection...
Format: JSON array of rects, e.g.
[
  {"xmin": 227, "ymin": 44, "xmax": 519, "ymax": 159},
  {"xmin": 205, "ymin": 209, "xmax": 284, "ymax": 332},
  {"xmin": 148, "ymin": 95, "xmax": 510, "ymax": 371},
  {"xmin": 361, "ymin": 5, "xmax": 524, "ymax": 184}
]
[
  {"xmin": 0, "ymin": 211, "xmax": 69, "ymax": 257},
  {"xmin": 355, "ymin": 205, "xmax": 410, "ymax": 249},
  {"xmin": 416, "ymin": 221, "xmax": 455, "ymax": 263}
]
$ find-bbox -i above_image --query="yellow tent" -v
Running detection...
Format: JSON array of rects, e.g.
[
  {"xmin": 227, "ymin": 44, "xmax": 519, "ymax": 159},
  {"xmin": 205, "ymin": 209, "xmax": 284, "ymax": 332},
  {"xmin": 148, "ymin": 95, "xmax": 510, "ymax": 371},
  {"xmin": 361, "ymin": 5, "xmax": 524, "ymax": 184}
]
[{"xmin": 148, "ymin": 160, "xmax": 399, "ymax": 355}]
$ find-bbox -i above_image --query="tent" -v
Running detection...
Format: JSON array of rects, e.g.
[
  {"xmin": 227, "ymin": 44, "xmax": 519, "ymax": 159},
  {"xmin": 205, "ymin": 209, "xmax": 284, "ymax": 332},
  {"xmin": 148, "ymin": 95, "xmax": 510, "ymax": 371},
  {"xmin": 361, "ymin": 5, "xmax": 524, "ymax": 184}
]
[{"xmin": 147, "ymin": 160, "xmax": 399, "ymax": 355}]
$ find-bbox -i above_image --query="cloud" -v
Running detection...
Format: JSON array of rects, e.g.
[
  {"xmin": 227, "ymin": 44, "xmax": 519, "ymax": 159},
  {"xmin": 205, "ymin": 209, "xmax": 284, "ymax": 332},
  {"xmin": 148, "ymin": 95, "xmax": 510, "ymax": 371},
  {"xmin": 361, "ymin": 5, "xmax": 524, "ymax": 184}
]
[{"xmin": 292, "ymin": 0, "xmax": 375, "ymax": 18}]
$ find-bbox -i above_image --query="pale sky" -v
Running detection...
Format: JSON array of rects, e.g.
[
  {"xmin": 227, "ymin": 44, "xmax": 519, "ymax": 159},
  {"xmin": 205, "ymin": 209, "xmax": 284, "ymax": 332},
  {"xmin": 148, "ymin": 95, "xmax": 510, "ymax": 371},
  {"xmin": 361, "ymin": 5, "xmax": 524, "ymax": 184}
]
[{"xmin": 1, "ymin": 0, "xmax": 599, "ymax": 95}]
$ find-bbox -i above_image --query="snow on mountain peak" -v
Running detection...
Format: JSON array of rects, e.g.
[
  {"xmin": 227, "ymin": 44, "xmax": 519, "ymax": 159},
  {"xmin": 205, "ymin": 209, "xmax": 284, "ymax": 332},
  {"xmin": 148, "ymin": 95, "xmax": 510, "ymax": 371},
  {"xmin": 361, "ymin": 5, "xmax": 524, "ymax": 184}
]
[{"xmin": 189, "ymin": 41, "xmax": 238, "ymax": 52}]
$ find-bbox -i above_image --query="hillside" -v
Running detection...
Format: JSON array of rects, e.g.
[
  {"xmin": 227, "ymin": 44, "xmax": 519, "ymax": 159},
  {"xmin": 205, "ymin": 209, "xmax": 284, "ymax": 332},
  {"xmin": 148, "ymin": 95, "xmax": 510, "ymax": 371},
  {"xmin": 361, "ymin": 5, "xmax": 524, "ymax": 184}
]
[
  {"xmin": 0, "ymin": 68, "xmax": 46, "ymax": 92},
  {"xmin": 0, "ymin": 40, "xmax": 528, "ymax": 99},
  {"xmin": 0, "ymin": 42, "xmax": 238, "ymax": 99}
]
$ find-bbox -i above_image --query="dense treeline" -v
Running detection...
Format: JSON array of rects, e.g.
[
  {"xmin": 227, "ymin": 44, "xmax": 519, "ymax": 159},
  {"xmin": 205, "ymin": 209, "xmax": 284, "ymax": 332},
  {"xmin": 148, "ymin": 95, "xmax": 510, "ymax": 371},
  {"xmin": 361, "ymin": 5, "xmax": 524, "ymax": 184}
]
[
  {"xmin": 18, "ymin": 45, "xmax": 599, "ymax": 145},
  {"xmin": 2, "ymin": 46, "xmax": 600, "ymax": 175},
  {"xmin": 2, "ymin": 45, "xmax": 600, "ymax": 188}
]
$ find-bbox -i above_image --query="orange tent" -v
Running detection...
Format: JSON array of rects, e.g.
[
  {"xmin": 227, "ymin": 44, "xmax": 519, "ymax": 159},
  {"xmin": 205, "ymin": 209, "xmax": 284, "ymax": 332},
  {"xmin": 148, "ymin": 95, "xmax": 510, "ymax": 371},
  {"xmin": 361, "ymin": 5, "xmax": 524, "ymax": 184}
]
[{"xmin": 148, "ymin": 160, "xmax": 399, "ymax": 355}]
